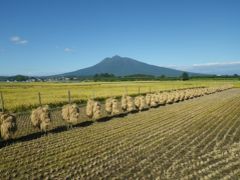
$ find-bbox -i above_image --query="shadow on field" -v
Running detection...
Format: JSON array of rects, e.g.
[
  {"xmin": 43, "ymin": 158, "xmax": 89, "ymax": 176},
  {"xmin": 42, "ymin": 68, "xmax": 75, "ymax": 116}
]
[
  {"xmin": 0, "ymin": 120, "xmax": 95, "ymax": 149},
  {"xmin": 141, "ymin": 108, "xmax": 151, "ymax": 111},
  {"xmin": 49, "ymin": 125, "xmax": 68, "ymax": 133},
  {"xmin": 130, "ymin": 110, "xmax": 139, "ymax": 114},
  {"xmin": 0, "ymin": 131, "xmax": 44, "ymax": 148},
  {"xmin": 96, "ymin": 109, "xmax": 153, "ymax": 123},
  {"xmin": 74, "ymin": 120, "xmax": 94, "ymax": 128},
  {"xmin": 0, "ymin": 108, "xmax": 160, "ymax": 148},
  {"xmin": 0, "ymin": 109, "xmax": 154, "ymax": 148},
  {"xmin": 97, "ymin": 113, "xmax": 128, "ymax": 122}
]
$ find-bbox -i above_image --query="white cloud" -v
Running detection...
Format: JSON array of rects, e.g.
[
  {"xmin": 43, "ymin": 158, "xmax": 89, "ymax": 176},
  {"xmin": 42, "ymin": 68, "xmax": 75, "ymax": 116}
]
[
  {"xmin": 165, "ymin": 61, "xmax": 240, "ymax": 69},
  {"xmin": 64, "ymin": 47, "xmax": 74, "ymax": 52},
  {"xmin": 10, "ymin": 36, "xmax": 28, "ymax": 45},
  {"xmin": 164, "ymin": 61, "xmax": 240, "ymax": 75},
  {"xmin": 10, "ymin": 36, "xmax": 20, "ymax": 42},
  {"xmin": 193, "ymin": 61, "xmax": 240, "ymax": 67}
]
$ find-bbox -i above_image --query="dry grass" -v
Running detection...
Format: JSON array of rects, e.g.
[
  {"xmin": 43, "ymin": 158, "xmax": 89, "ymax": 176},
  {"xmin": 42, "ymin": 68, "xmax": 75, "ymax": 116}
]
[{"xmin": 0, "ymin": 80, "xmax": 238, "ymax": 112}]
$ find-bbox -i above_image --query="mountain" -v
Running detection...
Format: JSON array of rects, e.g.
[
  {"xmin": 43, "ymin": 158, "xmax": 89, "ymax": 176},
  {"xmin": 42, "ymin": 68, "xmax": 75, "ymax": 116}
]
[{"xmin": 58, "ymin": 55, "xmax": 199, "ymax": 77}]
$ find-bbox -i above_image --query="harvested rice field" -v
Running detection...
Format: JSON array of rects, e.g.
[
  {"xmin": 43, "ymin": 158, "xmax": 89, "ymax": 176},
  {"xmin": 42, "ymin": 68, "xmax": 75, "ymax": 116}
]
[{"xmin": 1, "ymin": 88, "xmax": 240, "ymax": 179}]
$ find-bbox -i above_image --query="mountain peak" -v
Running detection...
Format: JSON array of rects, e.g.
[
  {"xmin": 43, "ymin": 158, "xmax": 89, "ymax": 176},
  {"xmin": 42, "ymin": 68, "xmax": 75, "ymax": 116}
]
[
  {"xmin": 59, "ymin": 56, "xmax": 200, "ymax": 77},
  {"xmin": 101, "ymin": 55, "xmax": 139, "ymax": 63},
  {"xmin": 101, "ymin": 55, "xmax": 125, "ymax": 63},
  {"xmin": 104, "ymin": 55, "xmax": 122, "ymax": 60},
  {"xmin": 112, "ymin": 55, "xmax": 121, "ymax": 58}
]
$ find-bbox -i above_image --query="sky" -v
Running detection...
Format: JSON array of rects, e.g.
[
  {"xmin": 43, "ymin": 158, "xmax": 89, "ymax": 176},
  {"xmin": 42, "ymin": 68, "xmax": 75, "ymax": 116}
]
[{"xmin": 0, "ymin": 0, "xmax": 240, "ymax": 76}]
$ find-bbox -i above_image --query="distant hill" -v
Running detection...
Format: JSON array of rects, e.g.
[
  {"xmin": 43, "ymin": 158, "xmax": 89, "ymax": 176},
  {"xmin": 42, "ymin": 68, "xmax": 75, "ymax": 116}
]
[
  {"xmin": 0, "ymin": 76, "xmax": 8, "ymax": 81},
  {"xmin": 0, "ymin": 75, "xmax": 38, "ymax": 82},
  {"xmin": 58, "ymin": 55, "xmax": 200, "ymax": 77}
]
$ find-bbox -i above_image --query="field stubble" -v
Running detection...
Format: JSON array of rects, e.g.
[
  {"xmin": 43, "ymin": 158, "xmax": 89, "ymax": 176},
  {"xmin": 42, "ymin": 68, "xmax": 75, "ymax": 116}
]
[{"xmin": 0, "ymin": 88, "xmax": 240, "ymax": 179}]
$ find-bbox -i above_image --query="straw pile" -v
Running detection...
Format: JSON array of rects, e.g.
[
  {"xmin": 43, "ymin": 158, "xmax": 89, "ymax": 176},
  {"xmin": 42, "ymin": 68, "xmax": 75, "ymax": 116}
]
[
  {"xmin": 0, "ymin": 112, "xmax": 17, "ymax": 140},
  {"xmin": 30, "ymin": 105, "xmax": 51, "ymax": 133}
]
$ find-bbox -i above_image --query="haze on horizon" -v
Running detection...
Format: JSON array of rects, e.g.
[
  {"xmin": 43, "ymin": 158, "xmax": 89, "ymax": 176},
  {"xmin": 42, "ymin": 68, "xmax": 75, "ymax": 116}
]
[{"xmin": 0, "ymin": 0, "xmax": 240, "ymax": 76}]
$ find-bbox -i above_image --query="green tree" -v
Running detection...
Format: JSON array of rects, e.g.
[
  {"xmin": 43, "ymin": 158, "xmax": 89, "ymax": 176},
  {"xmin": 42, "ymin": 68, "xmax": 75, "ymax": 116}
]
[{"xmin": 181, "ymin": 72, "xmax": 189, "ymax": 81}]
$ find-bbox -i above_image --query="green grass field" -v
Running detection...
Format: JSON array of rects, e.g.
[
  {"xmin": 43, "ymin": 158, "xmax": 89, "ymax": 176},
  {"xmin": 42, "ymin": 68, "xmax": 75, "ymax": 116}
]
[{"xmin": 0, "ymin": 80, "xmax": 238, "ymax": 112}]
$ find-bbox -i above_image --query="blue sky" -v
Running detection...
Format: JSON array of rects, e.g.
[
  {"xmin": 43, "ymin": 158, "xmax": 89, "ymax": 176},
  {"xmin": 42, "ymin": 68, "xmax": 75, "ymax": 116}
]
[{"xmin": 0, "ymin": 0, "xmax": 240, "ymax": 75}]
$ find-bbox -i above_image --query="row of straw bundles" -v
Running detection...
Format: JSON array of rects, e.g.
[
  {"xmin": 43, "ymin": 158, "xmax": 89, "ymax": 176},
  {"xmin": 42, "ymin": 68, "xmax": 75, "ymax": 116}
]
[
  {"xmin": 149, "ymin": 87, "xmax": 208, "ymax": 106},
  {"xmin": 130, "ymin": 86, "xmax": 232, "ymax": 113},
  {"xmin": 0, "ymin": 112, "xmax": 17, "ymax": 140},
  {"xmin": 30, "ymin": 100, "xmax": 101, "ymax": 133},
  {"xmin": 1, "ymin": 85, "xmax": 230, "ymax": 141},
  {"xmin": 27, "ymin": 85, "xmax": 232, "ymax": 134}
]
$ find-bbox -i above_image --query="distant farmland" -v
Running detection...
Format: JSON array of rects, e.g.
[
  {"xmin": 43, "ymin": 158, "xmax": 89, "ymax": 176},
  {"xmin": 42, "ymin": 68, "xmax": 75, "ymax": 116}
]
[{"xmin": 0, "ymin": 80, "xmax": 238, "ymax": 112}]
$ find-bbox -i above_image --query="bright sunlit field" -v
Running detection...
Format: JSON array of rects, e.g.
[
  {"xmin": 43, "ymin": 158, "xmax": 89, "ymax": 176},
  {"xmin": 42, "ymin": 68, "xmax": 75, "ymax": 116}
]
[{"xmin": 0, "ymin": 80, "xmax": 238, "ymax": 112}]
